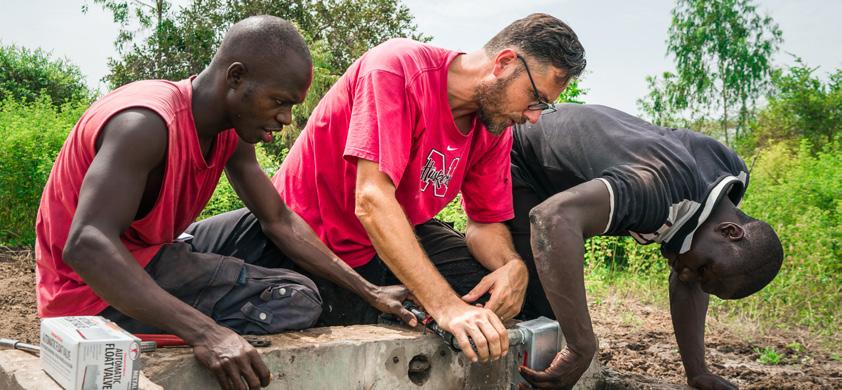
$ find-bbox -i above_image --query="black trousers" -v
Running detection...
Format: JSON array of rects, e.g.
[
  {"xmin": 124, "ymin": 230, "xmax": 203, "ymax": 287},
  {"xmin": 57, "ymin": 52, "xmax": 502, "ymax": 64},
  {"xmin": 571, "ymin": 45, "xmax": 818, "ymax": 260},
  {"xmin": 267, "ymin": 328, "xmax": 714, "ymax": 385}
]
[{"xmin": 180, "ymin": 208, "xmax": 491, "ymax": 326}]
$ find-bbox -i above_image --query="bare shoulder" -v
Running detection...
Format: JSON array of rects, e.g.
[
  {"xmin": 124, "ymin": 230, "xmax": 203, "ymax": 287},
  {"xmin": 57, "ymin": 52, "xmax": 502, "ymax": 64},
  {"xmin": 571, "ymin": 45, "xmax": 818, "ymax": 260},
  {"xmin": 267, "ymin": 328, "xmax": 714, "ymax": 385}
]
[{"xmin": 95, "ymin": 108, "xmax": 168, "ymax": 167}]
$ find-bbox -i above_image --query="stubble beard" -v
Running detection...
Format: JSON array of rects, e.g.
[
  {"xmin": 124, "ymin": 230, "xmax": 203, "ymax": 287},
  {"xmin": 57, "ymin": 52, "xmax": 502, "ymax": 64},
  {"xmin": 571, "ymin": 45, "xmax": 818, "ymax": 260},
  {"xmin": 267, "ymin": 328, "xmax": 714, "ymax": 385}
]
[{"xmin": 475, "ymin": 72, "xmax": 518, "ymax": 135}]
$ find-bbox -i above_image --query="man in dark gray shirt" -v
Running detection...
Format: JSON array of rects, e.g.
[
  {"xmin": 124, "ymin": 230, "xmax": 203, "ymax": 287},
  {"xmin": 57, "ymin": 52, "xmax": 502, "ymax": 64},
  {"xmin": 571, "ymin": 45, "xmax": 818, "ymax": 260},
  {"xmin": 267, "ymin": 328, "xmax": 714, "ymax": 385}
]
[{"xmin": 510, "ymin": 104, "xmax": 783, "ymax": 389}]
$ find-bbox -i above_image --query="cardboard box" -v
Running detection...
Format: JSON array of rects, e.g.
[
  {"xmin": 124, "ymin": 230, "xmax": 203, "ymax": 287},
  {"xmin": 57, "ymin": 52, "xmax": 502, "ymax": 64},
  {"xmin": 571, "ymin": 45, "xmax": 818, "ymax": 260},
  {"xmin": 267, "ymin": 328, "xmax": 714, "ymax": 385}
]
[{"xmin": 40, "ymin": 316, "xmax": 141, "ymax": 390}]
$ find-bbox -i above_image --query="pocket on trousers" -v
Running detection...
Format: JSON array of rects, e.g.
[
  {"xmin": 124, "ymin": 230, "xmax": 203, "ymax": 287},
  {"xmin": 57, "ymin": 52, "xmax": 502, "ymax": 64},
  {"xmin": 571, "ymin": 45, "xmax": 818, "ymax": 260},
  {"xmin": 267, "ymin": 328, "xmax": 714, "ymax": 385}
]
[{"xmin": 212, "ymin": 268, "xmax": 323, "ymax": 335}]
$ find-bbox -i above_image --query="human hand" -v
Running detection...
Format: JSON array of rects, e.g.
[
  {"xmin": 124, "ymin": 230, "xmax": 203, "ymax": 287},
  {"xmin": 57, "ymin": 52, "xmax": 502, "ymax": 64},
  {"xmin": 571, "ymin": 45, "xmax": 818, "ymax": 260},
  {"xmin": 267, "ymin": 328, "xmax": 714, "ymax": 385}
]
[
  {"xmin": 517, "ymin": 346, "xmax": 593, "ymax": 390},
  {"xmin": 191, "ymin": 326, "xmax": 270, "ymax": 390},
  {"xmin": 462, "ymin": 260, "xmax": 528, "ymax": 321},
  {"xmin": 688, "ymin": 372, "xmax": 738, "ymax": 390},
  {"xmin": 367, "ymin": 284, "xmax": 417, "ymax": 326},
  {"xmin": 434, "ymin": 301, "xmax": 509, "ymax": 363}
]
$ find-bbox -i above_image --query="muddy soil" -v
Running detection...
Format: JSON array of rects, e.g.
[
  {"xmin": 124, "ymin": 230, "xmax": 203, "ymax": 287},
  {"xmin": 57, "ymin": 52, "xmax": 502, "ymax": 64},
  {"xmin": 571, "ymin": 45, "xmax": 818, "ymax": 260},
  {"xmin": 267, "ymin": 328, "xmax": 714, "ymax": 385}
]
[{"xmin": 1, "ymin": 247, "xmax": 839, "ymax": 388}]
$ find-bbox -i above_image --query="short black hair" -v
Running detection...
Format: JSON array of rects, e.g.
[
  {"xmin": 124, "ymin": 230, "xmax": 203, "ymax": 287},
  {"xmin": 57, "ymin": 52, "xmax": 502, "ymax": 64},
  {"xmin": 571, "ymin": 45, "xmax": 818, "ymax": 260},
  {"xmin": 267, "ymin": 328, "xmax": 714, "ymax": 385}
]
[
  {"xmin": 214, "ymin": 15, "xmax": 311, "ymax": 73},
  {"xmin": 728, "ymin": 210, "xmax": 784, "ymax": 299},
  {"xmin": 484, "ymin": 13, "xmax": 586, "ymax": 82}
]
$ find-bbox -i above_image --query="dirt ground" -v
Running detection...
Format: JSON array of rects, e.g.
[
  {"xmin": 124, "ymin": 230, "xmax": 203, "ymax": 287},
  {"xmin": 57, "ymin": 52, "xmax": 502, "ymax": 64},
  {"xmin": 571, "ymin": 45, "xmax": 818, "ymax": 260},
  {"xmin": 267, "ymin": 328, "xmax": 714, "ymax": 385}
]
[
  {"xmin": 589, "ymin": 292, "xmax": 841, "ymax": 389},
  {"xmin": 1, "ymin": 247, "xmax": 839, "ymax": 389}
]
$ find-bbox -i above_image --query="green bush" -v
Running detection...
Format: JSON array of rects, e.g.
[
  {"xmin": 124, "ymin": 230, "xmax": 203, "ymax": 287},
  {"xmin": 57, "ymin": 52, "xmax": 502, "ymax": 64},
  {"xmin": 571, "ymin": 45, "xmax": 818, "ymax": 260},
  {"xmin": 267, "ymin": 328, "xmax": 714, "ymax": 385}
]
[
  {"xmin": 743, "ymin": 60, "xmax": 842, "ymax": 152},
  {"xmin": 198, "ymin": 173, "xmax": 245, "ymax": 221},
  {"xmin": 0, "ymin": 89, "xmax": 282, "ymax": 245},
  {"xmin": 0, "ymin": 44, "xmax": 94, "ymax": 107},
  {"xmin": 0, "ymin": 96, "xmax": 87, "ymax": 246}
]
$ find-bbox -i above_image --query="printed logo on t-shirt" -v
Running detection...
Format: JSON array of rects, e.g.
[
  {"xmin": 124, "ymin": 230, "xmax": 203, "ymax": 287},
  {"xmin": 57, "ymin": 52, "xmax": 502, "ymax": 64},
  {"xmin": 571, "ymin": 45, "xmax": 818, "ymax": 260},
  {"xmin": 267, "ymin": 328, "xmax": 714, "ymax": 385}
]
[{"xmin": 420, "ymin": 148, "xmax": 460, "ymax": 197}]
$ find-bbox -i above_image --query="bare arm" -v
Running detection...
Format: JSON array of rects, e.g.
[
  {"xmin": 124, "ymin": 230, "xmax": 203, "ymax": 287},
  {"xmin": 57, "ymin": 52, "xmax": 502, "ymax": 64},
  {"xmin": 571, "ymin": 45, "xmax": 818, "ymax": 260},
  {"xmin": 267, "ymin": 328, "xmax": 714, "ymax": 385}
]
[
  {"xmin": 63, "ymin": 109, "xmax": 268, "ymax": 390},
  {"xmin": 462, "ymin": 220, "xmax": 529, "ymax": 321},
  {"xmin": 465, "ymin": 220, "xmax": 521, "ymax": 271},
  {"xmin": 223, "ymin": 140, "xmax": 415, "ymax": 324},
  {"xmin": 519, "ymin": 179, "xmax": 609, "ymax": 388},
  {"xmin": 670, "ymin": 273, "xmax": 737, "ymax": 389},
  {"xmin": 354, "ymin": 159, "xmax": 508, "ymax": 362}
]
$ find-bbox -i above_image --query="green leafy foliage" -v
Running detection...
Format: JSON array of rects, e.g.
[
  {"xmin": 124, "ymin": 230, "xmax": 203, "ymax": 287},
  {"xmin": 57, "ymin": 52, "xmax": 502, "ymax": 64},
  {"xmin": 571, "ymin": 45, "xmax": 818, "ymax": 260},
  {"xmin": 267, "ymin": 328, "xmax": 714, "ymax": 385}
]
[
  {"xmin": 199, "ymin": 174, "xmax": 244, "ymax": 221},
  {"xmin": 0, "ymin": 44, "xmax": 94, "ymax": 107},
  {"xmin": 86, "ymin": 0, "xmax": 428, "ymax": 88},
  {"xmin": 556, "ymin": 77, "xmax": 587, "ymax": 105},
  {"xmin": 0, "ymin": 96, "xmax": 87, "ymax": 246},
  {"xmin": 436, "ymin": 196, "xmax": 467, "ymax": 233},
  {"xmin": 639, "ymin": 0, "xmax": 783, "ymax": 145},
  {"xmin": 87, "ymin": 0, "xmax": 427, "ymax": 167},
  {"xmin": 744, "ymin": 59, "xmax": 842, "ymax": 152},
  {"xmin": 200, "ymin": 147, "xmax": 277, "ymax": 220}
]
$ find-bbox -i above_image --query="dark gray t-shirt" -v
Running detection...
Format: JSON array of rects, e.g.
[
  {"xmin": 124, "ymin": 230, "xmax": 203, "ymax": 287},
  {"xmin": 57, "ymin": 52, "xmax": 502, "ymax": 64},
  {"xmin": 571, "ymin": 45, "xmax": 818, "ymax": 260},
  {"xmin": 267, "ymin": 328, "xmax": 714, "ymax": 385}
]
[{"xmin": 510, "ymin": 104, "xmax": 749, "ymax": 254}]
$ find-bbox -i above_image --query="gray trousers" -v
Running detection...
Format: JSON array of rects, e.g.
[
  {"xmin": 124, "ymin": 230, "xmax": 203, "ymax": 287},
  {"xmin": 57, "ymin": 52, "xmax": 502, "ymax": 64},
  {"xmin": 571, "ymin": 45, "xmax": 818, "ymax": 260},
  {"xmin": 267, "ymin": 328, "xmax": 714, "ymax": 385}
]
[{"xmin": 99, "ymin": 226, "xmax": 322, "ymax": 335}]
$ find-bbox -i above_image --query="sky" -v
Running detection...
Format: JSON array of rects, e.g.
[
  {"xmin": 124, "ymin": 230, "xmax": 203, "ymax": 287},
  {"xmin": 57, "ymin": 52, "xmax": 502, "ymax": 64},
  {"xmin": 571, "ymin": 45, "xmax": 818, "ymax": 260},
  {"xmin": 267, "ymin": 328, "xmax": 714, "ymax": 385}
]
[{"xmin": 1, "ymin": 0, "xmax": 840, "ymax": 116}]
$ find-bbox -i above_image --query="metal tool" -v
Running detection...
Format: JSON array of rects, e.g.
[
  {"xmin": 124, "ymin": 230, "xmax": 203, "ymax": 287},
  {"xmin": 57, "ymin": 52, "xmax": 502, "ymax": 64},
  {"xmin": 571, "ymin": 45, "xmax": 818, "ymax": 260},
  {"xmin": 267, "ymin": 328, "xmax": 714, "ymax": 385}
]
[
  {"xmin": 0, "ymin": 337, "xmax": 157, "ymax": 356},
  {"xmin": 402, "ymin": 302, "xmax": 562, "ymax": 385},
  {"xmin": 134, "ymin": 334, "xmax": 271, "ymax": 349}
]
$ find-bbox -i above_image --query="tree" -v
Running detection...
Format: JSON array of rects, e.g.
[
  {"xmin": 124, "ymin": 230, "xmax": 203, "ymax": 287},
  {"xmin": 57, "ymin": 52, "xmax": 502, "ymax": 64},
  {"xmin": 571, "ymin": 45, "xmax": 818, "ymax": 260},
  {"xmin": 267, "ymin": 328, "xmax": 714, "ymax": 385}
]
[
  {"xmin": 82, "ymin": 0, "xmax": 177, "ymax": 87},
  {"xmin": 750, "ymin": 59, "xmax": 842, "ymax": 151},
  {"xmin": 87, "ymin": 0, "xmax": 428, "ymax": 165},
  {"xmin": 639, "ymin": 0, "xmax": 782, "ymax": 145},
  {"xmin": 637, "ymin": 72, "xmax": 683, "ymax": 127},
  {"xmin": 86, "ymin": 0, "xmax": 428, "ymax": 88},
  {"xmin": 0, "ymin": 44, "xmax": 93, "ymax": 106}
]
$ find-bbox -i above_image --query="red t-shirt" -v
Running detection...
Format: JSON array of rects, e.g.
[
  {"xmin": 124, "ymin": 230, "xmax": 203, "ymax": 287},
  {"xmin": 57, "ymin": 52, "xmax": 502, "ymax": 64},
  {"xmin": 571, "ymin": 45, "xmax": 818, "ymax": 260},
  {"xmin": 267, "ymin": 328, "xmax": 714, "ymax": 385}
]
[
  {"xmin": 35, "ymin": 78, "xmax": 239, "ymax": 317},
  {"xmin": 273, "ymin": 39, "xmax": 514, "ymax": 268}
]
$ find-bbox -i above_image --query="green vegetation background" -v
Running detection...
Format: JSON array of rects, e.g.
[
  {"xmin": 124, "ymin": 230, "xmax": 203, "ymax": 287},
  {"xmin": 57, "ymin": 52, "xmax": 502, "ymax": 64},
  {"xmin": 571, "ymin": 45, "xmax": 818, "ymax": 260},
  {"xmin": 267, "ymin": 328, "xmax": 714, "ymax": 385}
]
[{"xmin": 0, "ymin": 0, "xmax": 838, "ymax": 344}]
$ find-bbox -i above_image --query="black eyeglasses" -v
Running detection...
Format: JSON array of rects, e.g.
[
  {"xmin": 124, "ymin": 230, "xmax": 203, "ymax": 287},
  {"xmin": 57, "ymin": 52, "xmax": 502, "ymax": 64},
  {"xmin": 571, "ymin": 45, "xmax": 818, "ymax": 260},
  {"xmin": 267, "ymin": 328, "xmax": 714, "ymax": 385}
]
[{"xmin": 516, "ymin": 54, "xmax": 557, "ymax": 114}]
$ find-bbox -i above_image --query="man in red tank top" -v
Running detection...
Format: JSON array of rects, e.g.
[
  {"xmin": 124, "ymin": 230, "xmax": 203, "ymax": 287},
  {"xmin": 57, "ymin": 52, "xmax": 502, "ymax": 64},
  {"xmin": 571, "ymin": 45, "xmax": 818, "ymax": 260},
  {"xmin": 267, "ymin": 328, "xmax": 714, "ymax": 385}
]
[{"xmin": 35, "ymin": 16, "xmax": 406, "ymax": 389}]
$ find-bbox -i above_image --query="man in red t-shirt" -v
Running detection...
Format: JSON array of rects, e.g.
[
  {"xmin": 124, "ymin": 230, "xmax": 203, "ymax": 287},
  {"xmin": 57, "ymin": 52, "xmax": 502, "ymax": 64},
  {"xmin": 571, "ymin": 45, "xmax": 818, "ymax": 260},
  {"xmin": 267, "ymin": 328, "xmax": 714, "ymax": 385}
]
[
  {"xmin": 193, "ymin": 13, "xmax": 586, "ymax": 363},
  {"xmin": 35, "ymin": 16, "xmax": 409, "ymax": 389}
]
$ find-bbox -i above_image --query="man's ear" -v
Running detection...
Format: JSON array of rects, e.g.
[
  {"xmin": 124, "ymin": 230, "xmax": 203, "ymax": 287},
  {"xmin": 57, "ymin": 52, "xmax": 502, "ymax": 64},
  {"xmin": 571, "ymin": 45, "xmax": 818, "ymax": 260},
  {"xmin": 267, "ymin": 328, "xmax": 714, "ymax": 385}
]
[
  {"xmin": 717, "ymin": 222, "xmax": 745, "ymax": 241},
  {"xmin": 226, "ymin": 62, "xmax": 247, "ymax": 90},
  {"xmin": 491, "ymin": 48, "xmax": 518, "ymax": 78}
]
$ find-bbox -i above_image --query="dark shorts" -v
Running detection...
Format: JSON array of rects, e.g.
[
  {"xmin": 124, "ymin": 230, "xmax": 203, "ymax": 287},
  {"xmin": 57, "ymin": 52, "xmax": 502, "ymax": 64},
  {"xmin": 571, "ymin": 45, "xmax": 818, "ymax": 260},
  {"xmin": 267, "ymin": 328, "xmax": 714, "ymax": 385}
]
[{"xmin": 119, "ymin": 208, "xmax": 492, "ymax": 327}]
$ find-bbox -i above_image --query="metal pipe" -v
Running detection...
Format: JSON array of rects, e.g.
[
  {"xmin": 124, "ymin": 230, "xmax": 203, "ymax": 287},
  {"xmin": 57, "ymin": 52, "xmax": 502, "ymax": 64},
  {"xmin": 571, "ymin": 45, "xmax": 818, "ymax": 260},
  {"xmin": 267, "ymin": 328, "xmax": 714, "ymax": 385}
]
[
  {"xmin": 0, "ymin": 338, "xmax": 41, "ymax": 355},
  {"xmin": 1, "ymin": 338, "xmax": 157, "ymax": 355}
]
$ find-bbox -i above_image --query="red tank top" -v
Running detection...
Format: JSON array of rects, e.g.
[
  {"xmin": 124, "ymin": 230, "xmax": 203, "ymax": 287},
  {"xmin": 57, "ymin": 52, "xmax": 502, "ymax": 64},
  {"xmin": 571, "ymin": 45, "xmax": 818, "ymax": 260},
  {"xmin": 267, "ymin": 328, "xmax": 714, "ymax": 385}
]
[{"xmin": 35, "ymin": 78, "xmax": 239, "ymax": 317}]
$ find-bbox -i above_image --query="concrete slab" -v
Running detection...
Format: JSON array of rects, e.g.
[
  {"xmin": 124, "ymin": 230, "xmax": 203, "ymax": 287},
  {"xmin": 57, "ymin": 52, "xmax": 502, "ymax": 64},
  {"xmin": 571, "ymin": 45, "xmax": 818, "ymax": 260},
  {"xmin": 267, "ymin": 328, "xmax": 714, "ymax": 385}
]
[
  {"xmin": 1, "ymin": 324, "xmax": 602, "ymax": 389},
  {"xmin": 142, "ymin": 324, "xmax": 602, "ymax": 389},
  {"xmin": 0, "ymin": 349, "xmax": 161, "ymax": 390}
]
